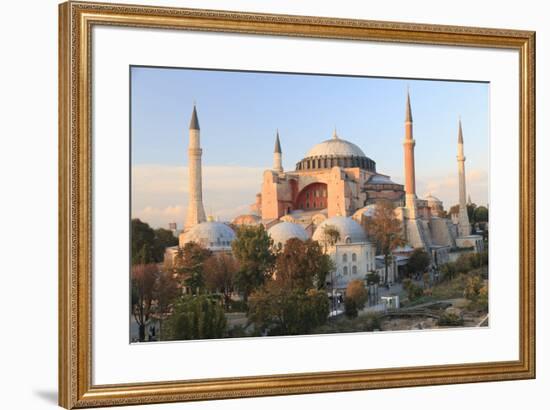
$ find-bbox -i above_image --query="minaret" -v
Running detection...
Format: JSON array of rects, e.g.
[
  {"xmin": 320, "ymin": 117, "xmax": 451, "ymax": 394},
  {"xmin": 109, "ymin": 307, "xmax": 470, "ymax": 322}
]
[
  {"xmin": 273, "ymin": 129, "xmax": 283, "ymax": 173},
  {"xmin": 184, "ymin": 105, "xmax": 206, "ymax": 231},
  {"xmin": 457, "ymin": 118, "xmax": 471, "ymax": 236},
  {"xmin": 403, "ymin": 89, "xmax": 417, "ymax": 218}
]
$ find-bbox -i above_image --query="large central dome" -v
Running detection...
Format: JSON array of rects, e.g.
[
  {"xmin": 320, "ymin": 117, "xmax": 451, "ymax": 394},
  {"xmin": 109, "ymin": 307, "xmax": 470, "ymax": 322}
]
[
  {"xmin": 306, "ymin": 137, "xmax": 366, "ymax": 158},
  {"xmin": 296, "ymin": 131, "xmax": 376, "ymax": 172}
]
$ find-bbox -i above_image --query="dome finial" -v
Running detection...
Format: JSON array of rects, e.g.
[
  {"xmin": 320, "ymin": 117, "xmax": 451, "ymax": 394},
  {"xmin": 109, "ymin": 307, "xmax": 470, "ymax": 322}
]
[{"xmin": 332, "ymin": 126, "xmax": 339, "ymax": 139}]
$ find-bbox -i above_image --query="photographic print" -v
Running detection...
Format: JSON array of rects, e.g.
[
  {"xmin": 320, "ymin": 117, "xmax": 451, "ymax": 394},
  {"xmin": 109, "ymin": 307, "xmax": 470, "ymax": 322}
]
[{"xmin": 130, "ymin": 67, "xmax": 489, "ymax": 343}]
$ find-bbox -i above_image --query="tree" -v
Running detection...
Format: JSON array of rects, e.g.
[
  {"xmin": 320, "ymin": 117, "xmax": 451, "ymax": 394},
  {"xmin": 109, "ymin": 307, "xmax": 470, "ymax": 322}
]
[
  {"xmin": 274, "ymin": 238, "xmax": 333, "ymax": 291},
  {"xmin": 163, "ymin": 295, "xmax": 227, "ymax": 340},
  {"xmin": 231, "ymin": 225, "xmax": 275, "ymax": 301},
  {"xmin": 203, "ymin": 253, "xmax": 239, "ymax": 307},
  {"xmin": 154, "ymin": 228, "xmax": 178, "ymax": 249},
  {"xmin": 131, "ymin": 263, "xmax": 158, "ymax": 341},
  {"xmin": 132, "ymin": 219, "xmax": 176, "ymax": 265},
  {"xmin": 345, "ymin": 279, "xmax": 368, "ymax": 310},
  {"xmin": 364, "ymin": 201, "xmax": 405, "ymax": 283},
  {"xmin": 318, "ymin": 224, "xmax": 341, "ymax": 253},
  {"xmin": 406, "ymin": 248, "xmax": 430, "ymax": 277},
  {"xmin": 173, "ymin": 242, "xmax": 212, "ymax": 294},
  {"xmin": 248, "ymin": 281, "xmax": 329, "ymax": 336},
  {"xmin": 473, "ymin": 206, "xmax": 489, "ymax": 223},
  {"xmin": 154, "ymin": 270, "xmax": 179, "ymax": 338}
]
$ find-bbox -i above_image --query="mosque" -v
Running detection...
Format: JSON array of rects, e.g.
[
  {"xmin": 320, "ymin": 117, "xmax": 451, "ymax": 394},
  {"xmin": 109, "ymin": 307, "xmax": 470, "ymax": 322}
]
[{"xmin": 166, "ymin": 91, "xmax": 483, "ymax": 290}]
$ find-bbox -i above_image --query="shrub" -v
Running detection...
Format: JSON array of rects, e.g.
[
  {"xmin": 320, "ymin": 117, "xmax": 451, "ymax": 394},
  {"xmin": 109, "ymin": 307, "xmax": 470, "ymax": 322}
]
[
  {"xmin": 345, "ymin": 280, "xmax": 368, "ymax": 310},
  {"xmin": 437, "ymin": 312, "xmax": 464, "ymax": 326},
  {"xmin": 344, "ymin": 298, "xmax": 358, "ymax": 318}
]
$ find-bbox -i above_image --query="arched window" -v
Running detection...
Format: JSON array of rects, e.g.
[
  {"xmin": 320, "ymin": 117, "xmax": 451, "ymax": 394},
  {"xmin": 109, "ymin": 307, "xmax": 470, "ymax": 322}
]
[
  {"xmin": 342, "ymin": 253, "xmax": 348, "ymax": 262},
  {"xmin": 352, "ymin": 253, "xmax": 357, "ymax": 262},
  {"xmin": 343, "ymin": 266, "xmax": 348, "ymax": 275},
  {"xmin": 345, "ymin": 236, "xmax": 352, "ymax": 244},
  {"xmin": 352, "ymin": 265, "xmax": 357, "ymax": 275}
]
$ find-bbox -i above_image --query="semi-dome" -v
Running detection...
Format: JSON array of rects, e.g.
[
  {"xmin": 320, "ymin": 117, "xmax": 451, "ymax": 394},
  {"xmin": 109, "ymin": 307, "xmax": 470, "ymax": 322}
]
[
  {"xmin": 179, "ymin": 221, "xmax": 236, "ymax": 251},
  {"xmin": 268, "ymin": 221, "xmax": 309, "ymax": 247},
  {"xmin": 232, "ymin": 214, "xmax": 261, "ymax": 226},
  {"xmin": 312, "ymin": 216, "xmax": 367, "ymax": 244},
  {"xmin": 296, "ymin": 131, "xmax": 376, "ymax": 172}
]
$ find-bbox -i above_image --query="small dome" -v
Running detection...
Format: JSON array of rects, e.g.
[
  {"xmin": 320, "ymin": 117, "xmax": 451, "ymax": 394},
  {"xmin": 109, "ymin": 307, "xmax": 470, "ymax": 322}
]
[
  {"xmin": 179, "ymin": 221, "xmax": 236, "ymax": 251},
  {"xmin": 352, "ymin": 204, "xmax": 377, "ymax": 221},
  {"xmin": 305, "ymin": 137, "xmax": 366, "ymax": 158},
  {"xmin": 232, "ymin": 214, "xmax": 261, "ymax": 226},
  {"xmin": 312, "ymin": 216, "xmax": 367, "ymax": 244},
  {"xmin": 268, "ymin": 221, "xmax": 309, "ymax": 247},
  {"xmin": 425, "ymin": 194, "xmax": 442, "ymax": 203}
]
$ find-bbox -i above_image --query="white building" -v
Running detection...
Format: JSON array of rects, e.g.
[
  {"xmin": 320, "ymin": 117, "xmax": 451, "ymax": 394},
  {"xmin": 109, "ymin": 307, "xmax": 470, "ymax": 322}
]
[{"xmin": 312, "ymin": 216, "xmax": 379, "ymax": 290}]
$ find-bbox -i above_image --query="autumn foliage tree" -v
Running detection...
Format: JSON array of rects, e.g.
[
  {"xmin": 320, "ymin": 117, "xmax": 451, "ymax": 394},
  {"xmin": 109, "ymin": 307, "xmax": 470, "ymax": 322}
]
[
  {"xmin": 173, "ymin": 242, "xmax": 212, "ymax": 294},
  {"xmin": 154, "ymin": 270, "xmax": 179, "ymax": 338},
  {"xmin": 131, "ymin": 263, "xmax": 158, "ymax": 342},
  {"xmin": 274, "ymin": 238, "xmax": 333, "ymax": 290},
  {"xmin": 203, "ymin": 253, "xmax": 239, "ymax": 307},
  {"xmin": 364, "ymin": 201, "xmax": 404, "ymax": 283}
]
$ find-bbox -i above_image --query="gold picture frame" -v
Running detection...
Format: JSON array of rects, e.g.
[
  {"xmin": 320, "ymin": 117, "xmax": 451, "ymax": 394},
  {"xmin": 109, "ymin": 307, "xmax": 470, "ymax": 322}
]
[{"xmin": 58, "ymin": 1, "xmax": 536, "ymax": 408}]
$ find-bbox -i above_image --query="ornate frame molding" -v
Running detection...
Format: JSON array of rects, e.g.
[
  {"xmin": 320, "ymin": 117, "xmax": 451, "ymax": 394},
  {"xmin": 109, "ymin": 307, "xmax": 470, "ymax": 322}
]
[{"xmin": 59, "ymin": 1, "xmax": 535, "ymax": 408}]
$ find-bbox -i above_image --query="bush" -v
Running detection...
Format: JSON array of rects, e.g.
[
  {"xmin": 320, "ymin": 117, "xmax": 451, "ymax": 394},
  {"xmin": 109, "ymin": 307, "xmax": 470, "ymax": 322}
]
[
  {"xmin": 163, "ymin": 295, "xmax": 227, "ymax": 340},
  {"xmin": 403, "ymin": 278, "xmax": 424, "ymax": 302},
  {"xmin": 345, "ymin": 280, "xmax": 368, "ymax": 310},
  {"xmin": 437, "ymin": 312, "xmax": 464, "ymax": 326},
  {"xmin": 344, "ymin": 298, "xmax": 358, "ymax": 318}
]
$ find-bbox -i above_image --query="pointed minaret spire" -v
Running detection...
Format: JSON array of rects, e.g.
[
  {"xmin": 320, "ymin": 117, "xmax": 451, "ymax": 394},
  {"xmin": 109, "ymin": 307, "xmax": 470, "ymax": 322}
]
[
  {"xmin": 332, "ymin": 127, "xmax": 339, "ymax": 139},
  {"xmin": 405, "ymin": 87, "xmax": 413, "ymax": 123},
  {"xmin": 273, "ymin": 129, "xmax": 283, "ymax": 173},
  {"xmin": 403, "ymin": 88, "xmax": 417, "ymax": 217},
  {"xmin": 189, "ymin": 104, "xmax": 200, "ymax": 130},
  {"xmin": 456, "ymin": 117, "xmax": 470, "ymax": 237},
  {"xmin": 274, "ymin": 129, "xmax": 282, "ymax": 153},
  {"xmin": 184, "ymin": 104, "xmax": 206, "ymax": 231}
]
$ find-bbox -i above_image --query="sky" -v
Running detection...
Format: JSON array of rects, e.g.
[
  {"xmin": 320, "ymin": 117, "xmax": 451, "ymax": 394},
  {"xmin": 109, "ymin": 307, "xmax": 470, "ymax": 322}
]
[{"xmin": 131, "ymin": 66, "xmax": 489, "ymax": 229}]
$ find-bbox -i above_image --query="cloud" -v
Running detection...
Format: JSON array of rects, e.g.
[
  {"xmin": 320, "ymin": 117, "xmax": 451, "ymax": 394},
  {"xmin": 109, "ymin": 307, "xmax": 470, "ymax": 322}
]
[
  {"xmin": 132, "ymin": 165, "xmax": 264, "ymax": 228},
  {"xmin": 416, "ymin": 168, "xmax": 488, "ymax": 208}
]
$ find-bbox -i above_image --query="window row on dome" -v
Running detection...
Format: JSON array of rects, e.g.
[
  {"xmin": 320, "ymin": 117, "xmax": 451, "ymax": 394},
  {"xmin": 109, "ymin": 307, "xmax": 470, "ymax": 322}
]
[{"xmin": 295, "ymin": 156, "xmax": 376, "ymax": 171}]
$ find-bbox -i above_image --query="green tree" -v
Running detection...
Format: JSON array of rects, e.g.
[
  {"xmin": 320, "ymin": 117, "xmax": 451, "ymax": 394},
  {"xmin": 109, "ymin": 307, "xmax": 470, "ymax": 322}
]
[
  {"xmin": 406, "ymin": 248, "xmax": 430, "ymax": 277},
  {"xmin": 231, "ymin": 225, "xmax": 275, "ymax": 301},
  {"xmin": 248, "ymin": 281, "xmax": 329, "ymax": 335},
  {"xmin": 365, "ymin": 201, "xmax": 404, "ymax": 283},
  {"xmin": 473, "ymin": 206, "xmax": 489, "ymax": 223},
  {"xmin": 154, "ymin": 227, "xmax": 178, "ymax": 249},
  {"xmin": 174, "ymin": 242, "xmax": 212, "ymax": 294},
  {"xmin": 163, "ymin": 295, "xmax": 227, "ymax": 340},
  {"xmin": 131, "ymin": 263, "xmax": 158, "ymax": 341},
  {"xmin": 131, "ymin": 219, "xmax": 174, "ymax": 264},
  {"xmin": 275, "ymin": 238, "xmax": 333, "ymax": 290}
]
